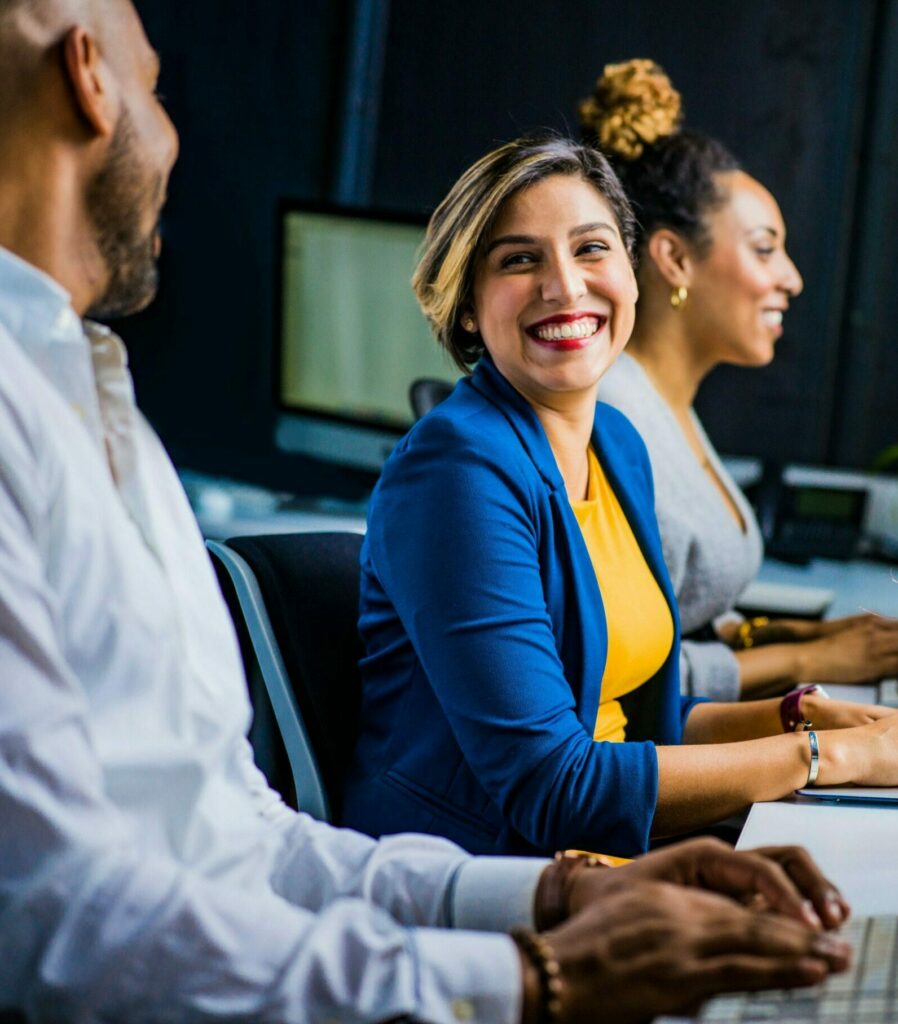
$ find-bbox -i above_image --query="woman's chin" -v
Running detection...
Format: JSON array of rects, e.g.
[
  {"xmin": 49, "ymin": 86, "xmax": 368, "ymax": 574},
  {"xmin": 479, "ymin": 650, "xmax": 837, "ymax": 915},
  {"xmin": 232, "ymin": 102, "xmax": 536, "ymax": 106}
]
[
  {"xmin": 724, "ymin": 339, "xmax": 777, "ymax": 370},
  {"xmin": 538, "ymin": 362, "xmax": 608, "ymax": 397}
]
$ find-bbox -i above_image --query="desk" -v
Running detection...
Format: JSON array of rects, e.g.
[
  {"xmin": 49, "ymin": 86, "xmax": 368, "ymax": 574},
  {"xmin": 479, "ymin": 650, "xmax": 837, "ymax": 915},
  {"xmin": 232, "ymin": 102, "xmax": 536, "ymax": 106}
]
[
  {"xmin": 736, "ymin": 560, "xmax": 898, "ymax": 910},
  {"xmin": 756, "ymin": 555, "xmax": 898, "ymax": 618},
  {"xmin": 738, "ymin": 797, "xmax": 898, "ymax": 915},
  {"xmin": 178, "ymin": 470, "xmax": 368, "ymax": 540},
  {"xmin": 737, "ymin": 677, "xmax": 898, "ymax": 914}
]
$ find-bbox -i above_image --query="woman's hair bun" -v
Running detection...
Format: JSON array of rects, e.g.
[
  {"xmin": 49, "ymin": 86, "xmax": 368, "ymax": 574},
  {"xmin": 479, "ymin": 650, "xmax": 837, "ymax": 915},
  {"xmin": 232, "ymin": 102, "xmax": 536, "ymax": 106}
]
[{"xmin": 579, "ymin": 58, "xmax": 682, "ymax": 160}]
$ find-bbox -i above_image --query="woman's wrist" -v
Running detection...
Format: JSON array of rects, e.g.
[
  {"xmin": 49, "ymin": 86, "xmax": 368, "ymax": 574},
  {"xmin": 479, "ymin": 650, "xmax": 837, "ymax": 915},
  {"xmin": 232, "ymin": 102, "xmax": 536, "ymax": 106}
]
[
  {"xmin": 791, "ymin": 641, "xmax": 817, "ymax": 685},
  {"xmin": 814, "ymin": 728, "xmax": 860, "ymax": 787},
  {"xmin": 799, "ymin": 690, "xmax": 831, "ymax": 724},
  {"xmin": 780, "ymin": 685, "xmax": 829, "ymax": 733},
  {"xmin": 734, "ymin": 643, "xmax": 807, "ymax": 697},
  {"xmin": 733, "ymin": 616, "xmax": 770, "ymax": 650}
]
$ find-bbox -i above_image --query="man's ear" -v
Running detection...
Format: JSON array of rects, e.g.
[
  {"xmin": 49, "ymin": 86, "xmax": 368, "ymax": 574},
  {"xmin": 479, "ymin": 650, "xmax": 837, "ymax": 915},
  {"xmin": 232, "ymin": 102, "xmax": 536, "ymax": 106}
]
[
  {"xmin": 62, "ymin": 26, "xmax": 116, "ymax": 137},
  {"xmin": 645, "ymin": 229, "xmax": 694, "ymax": 289}
]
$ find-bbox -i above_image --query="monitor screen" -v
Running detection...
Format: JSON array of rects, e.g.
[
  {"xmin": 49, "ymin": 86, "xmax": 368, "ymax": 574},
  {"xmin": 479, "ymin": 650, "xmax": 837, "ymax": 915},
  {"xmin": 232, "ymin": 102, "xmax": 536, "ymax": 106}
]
[{"xmin": 276, "ymin": 205, "xmax": 460, "ymax": 471}]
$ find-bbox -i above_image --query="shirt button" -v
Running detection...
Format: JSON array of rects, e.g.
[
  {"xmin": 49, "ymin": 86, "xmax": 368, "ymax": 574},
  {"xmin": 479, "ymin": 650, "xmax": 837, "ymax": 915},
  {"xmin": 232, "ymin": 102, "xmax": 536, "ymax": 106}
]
[{"xmin": 452, "ymin": 998, "xmax": 475, "ymax": 1021}]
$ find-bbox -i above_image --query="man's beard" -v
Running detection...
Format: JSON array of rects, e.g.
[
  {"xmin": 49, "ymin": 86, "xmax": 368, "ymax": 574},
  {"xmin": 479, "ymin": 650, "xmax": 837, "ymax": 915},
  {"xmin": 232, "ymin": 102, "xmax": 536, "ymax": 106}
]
[{"xmin": 85, "ymin": 106, "xmax": 164, "ymax": 321}]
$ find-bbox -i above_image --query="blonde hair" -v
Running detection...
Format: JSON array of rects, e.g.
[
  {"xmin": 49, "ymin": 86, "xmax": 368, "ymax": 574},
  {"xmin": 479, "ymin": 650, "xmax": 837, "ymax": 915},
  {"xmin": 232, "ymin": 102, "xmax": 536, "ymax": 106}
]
[
  {"xmin": 578, "ymin": 58, "xmax": 682, "ymax": 161},
  {"xmin": 412, "ymin": 134, "xmax": 635, "ymax": 372}
]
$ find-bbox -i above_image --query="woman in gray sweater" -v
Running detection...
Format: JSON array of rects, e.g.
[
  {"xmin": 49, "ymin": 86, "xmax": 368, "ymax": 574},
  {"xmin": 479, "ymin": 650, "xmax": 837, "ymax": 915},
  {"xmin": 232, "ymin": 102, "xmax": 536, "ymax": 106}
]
[{"xmin": 582, "ymin": 59, "xmax": 898, "ymax": 700}]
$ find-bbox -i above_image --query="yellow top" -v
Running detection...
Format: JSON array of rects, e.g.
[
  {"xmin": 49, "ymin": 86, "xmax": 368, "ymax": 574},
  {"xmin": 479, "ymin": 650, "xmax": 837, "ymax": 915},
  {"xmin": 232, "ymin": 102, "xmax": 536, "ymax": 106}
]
[{"xmin": 570, "ymin": 448, "xmax": 674, "ymax": 743}]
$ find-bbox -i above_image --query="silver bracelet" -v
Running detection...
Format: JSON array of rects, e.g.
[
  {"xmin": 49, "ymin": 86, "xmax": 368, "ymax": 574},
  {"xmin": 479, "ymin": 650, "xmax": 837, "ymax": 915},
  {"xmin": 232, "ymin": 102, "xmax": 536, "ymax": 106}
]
[{"xmin": 806, "ymin": 730, "xmax": 821, "ymax": 786}]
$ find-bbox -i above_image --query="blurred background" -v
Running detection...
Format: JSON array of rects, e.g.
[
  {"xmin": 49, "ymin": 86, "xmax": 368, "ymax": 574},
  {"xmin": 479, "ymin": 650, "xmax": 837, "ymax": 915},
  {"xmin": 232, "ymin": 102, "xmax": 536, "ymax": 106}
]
[{"xmin": 125, "ymin": 0, "xmax": 898, "ymax": 505}]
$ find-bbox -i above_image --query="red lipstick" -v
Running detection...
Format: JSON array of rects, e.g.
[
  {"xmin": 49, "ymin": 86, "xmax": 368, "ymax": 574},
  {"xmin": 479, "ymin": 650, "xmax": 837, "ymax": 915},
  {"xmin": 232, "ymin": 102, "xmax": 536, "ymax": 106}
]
[{"xmin": 525, "ymin": 312, "xmax": 608, "ymax": 350}]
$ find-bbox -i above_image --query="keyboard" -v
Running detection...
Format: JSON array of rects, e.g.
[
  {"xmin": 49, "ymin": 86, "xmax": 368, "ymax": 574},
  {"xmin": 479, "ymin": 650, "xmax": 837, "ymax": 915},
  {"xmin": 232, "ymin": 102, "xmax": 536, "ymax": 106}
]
[
  {"xmin": 878, "ymin": 678, "xmax": 898, "ymax": 708},
  {"xmin": 697, "ymin": 915, "xmax": 898, "ymax": 1022}
]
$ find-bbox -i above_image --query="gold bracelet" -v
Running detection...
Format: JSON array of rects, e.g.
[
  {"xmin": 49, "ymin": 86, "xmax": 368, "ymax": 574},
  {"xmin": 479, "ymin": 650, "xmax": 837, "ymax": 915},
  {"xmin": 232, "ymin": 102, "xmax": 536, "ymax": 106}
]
[
  {"xmin": 534, "ymin": 851, "xmax": 609, "ymax": 932},
  {"xmin": 735, "ymin": 615, "xmax": 770, "ymax": 650}
]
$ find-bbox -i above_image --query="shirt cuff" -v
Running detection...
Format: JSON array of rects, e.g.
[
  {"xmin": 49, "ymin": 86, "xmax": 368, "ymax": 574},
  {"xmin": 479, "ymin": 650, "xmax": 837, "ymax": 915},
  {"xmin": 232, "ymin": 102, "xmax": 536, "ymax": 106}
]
[
  {"xmin": 412, "ymin": 927, "xmax": 522, "ymax": 1024},
  {"xmin": 679, "ymin": 639, "xmax": 741, "ymax": 702},
  {"xmin": 450, "ymin": 856, "xmax": 550, "ymax": 932}
]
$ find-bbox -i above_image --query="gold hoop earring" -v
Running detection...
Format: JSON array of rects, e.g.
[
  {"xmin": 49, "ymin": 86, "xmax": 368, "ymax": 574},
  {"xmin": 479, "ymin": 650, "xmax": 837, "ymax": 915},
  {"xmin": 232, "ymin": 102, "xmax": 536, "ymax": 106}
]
[{"xmin": 670, "ymin": 286, "xmax": 688, "ymax": 310}]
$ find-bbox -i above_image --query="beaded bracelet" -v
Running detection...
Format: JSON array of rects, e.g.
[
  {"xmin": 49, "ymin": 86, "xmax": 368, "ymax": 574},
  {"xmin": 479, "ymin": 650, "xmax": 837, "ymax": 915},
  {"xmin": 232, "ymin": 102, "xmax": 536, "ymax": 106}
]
[{"xmin": 511, "ymin": 927, "xmax": 563, "ymax": 1024}]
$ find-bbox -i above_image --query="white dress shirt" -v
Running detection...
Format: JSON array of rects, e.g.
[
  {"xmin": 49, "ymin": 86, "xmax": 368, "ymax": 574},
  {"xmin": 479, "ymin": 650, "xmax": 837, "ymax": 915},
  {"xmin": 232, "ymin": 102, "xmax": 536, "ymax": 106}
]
[{"xmin": 0, "ymin": 247, "xmax": 548, "ymax": 1023}]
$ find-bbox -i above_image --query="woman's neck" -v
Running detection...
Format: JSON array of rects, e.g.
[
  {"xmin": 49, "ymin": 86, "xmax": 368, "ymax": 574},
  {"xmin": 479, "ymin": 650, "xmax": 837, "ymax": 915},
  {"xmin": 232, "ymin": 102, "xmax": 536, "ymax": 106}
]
[
  {"xmin": 626, "ymin": 314, "xmax": 714, "ymax": 415},
  {"xmin": 531, "ymin": 392, "xmax": 596, "ymax": 503}
]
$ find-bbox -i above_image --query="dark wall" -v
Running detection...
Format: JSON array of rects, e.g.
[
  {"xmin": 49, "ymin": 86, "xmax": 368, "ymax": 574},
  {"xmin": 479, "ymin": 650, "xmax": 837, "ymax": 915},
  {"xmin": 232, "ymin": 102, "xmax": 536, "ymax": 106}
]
[
  {"xmin": 830, "ymin": 1, "xmax": 898, "ymax": 468},
  {"xmin": 125, "ymin": 0, "xmax": 898, "ymax": 494},
  {"xmin": 126, "ymin": 0, "xmax": 361, "ymax": 495}
]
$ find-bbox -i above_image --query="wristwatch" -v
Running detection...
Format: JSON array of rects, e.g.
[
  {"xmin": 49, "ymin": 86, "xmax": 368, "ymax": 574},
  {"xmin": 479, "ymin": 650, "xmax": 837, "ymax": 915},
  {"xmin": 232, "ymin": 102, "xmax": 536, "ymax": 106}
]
[{"xmin": 780, "ymin": 683, "xmax": 830, "ymax": 733}]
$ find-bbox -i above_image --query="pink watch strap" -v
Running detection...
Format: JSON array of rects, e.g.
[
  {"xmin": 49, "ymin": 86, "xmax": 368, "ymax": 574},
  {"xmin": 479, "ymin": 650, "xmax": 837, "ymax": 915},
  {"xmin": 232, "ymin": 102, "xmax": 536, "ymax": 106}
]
[{"xmin": 780, "ymin": 684, "xmax": 819, "ymax": 733}]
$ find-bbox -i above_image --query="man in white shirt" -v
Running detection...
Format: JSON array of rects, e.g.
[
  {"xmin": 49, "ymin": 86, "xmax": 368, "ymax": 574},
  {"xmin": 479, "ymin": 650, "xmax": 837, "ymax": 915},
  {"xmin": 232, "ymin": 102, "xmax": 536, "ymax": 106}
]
[{"xmin": 0, "ymin": 1, "xmax": 852, "ymax": 1021}]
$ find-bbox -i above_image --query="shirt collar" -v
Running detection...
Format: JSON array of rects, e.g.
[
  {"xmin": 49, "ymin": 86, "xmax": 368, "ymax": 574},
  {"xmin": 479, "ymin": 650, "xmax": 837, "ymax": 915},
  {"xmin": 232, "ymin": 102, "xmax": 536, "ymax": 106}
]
[
  {"xmin": 0, "ymin": 247, "xmax": 160, "ymax": 556},
  {"xmin": 0, "ymin": 245, "xmax": 82, "ymax": 352}
]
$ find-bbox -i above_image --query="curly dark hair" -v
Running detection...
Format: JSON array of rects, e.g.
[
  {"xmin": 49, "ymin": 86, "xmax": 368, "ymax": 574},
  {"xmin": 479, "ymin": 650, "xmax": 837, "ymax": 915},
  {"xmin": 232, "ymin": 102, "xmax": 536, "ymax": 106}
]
[
  {"xmin": 608, "ymin": 129, "xmax": 740, "ymax": 255},
  {"xmin": 579, "ymin": 60, "xmax": 740, "ymax": 255}
]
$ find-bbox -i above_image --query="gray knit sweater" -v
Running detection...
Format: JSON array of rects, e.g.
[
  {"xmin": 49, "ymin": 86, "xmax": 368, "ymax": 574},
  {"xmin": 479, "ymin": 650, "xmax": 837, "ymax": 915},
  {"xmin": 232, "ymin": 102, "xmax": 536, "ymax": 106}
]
[{"xmin": 599, "ymin": 352, "xmax": 763, "ymax": 701}]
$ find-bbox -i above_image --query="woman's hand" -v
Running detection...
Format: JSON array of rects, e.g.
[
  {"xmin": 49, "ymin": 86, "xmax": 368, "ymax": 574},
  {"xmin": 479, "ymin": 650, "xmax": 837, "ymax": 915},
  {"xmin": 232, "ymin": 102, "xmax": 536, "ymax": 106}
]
[
  {"xmin": 563, "ymin": 837, "xmax": 849, "ymax": 930},
  {"xmin": 820, "ymin": 711, "xmax": 898, "ymax": 786},
  {"xmin": 796, "ymin": 615, "xmax": 898, "ymax": 684},
  {"xmin": 811, "ymin": 710, "xmax": 898, "ymax": 788},
  {"xmin": 528, "ymin": 880, "xmax": 850, "ymax": 1024},
  {"xmin": 802, "ymin": 692, "xmax": 896, "ymax": 730},
  {"xmin": 760, "ymin": 614, "xmax": 878, "ymax": 644}
]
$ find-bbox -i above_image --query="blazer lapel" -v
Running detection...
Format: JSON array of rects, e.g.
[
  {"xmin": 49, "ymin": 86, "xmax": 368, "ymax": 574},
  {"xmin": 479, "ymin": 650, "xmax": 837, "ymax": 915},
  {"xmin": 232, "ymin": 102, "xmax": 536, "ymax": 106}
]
[
  {"xmin": 469, "ymin": 357, "xmax": 564, "ymax": 490},
  {"xmin": 468, "ymin": 357, "xmax": 609, "ymax": 730}
]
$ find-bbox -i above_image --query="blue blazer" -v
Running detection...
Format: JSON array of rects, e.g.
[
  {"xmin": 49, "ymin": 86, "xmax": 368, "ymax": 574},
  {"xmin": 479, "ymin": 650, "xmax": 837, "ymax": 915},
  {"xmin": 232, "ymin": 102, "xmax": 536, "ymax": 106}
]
[{"xmin": 343, "ymin": 357, "xmax": 706, "ymax": 856}]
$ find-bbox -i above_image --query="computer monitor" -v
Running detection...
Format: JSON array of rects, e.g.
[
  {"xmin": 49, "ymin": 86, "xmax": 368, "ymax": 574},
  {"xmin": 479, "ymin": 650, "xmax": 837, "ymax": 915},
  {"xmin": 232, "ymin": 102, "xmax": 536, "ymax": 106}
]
[{"xmin": 275, "ymin": 202, "xmax": 460, "ymax": 473}]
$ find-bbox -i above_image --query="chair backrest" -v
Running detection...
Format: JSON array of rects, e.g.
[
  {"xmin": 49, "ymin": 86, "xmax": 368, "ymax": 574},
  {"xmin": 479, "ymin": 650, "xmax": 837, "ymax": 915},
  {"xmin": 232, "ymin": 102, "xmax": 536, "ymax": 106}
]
[
  {"xmin": 208, "ymin": 531, "xmax": 364, "ymax": 822},
  {"xmin": 409, "ymin": 377, "xmax": 454, "ymax": 420}
]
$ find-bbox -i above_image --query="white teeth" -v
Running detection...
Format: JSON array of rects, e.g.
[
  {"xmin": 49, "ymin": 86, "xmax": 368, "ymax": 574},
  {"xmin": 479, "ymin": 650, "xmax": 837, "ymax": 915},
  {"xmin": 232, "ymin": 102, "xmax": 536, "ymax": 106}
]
[
  {"xmin": 762, "ymin": 310, "xmax": 783, "ymax": 326},
  {"xmin": 534, "ymin": 317, "xmax": 600, "ymax": 341}
]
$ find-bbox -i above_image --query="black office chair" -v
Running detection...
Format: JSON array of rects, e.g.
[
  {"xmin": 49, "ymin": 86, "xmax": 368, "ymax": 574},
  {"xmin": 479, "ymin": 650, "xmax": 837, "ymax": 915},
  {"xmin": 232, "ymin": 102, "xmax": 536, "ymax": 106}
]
[
  {"xmin": 208, "ymin": 531, "xmax": 364, "ymax": 823},
  {"xmin": 409, "ymin": 377, "xmax": 454, "ymax": 420}
]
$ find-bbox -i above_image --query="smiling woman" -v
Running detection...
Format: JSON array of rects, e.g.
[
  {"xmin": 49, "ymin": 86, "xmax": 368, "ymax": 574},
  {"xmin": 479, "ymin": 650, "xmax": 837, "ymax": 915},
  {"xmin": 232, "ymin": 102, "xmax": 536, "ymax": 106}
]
[
  {"xmin": 585, "ymin": 59, "xmax": 898, "ymax": 703},
  {"xmin": 468, "ymin": 175, "xmax": 637, "ymax": 430},
  {"xmin": 341, "ymin": 133, "xmax": 898, "ymax": 859}
]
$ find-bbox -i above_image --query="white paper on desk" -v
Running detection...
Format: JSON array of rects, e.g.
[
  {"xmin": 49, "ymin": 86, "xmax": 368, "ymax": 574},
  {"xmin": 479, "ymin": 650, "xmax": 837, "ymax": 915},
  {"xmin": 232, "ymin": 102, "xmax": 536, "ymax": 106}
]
[
  {"xmin": 797, "ymin": 785, "xmax": 898, "ymax": 803},
  {"xmin": 737, "ymin": 579, "xmax": 835, "ymax": 618}
]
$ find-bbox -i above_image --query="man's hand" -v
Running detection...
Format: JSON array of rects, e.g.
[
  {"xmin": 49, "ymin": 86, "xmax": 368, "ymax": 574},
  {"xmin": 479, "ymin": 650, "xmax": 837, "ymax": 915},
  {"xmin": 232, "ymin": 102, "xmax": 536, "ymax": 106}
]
[
  {"xmin": 559, "ymin": 838, "xmax": 850, "ymax": 931},
  {"xmin": 524, "ymin": 880, "xmax": 851, "ymax": 1024}
]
